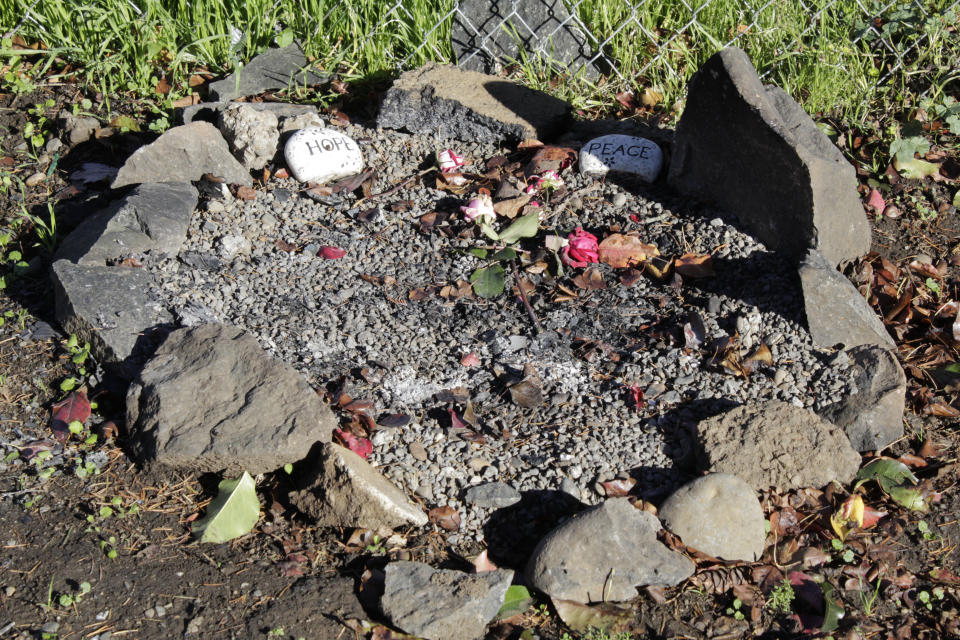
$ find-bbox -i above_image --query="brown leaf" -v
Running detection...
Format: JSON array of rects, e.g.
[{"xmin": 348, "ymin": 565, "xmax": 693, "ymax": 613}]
[
  {"xmin": 572, "ymin": 268, "xmax": 606, "ymax": 290},
  {"xmin": 509, "ymin": 378, "xmax": 543, "ymax": 409},
  {"xmin": 619, "ymin": 268, "xmax": 642, "ymax": 287},
  {"xmin": 171, "ymin": 94, "xmax": 200, "ymax": 108},
  {"xmin": 472, "ymin": 549, "xmax": 499, "ymax": 573},
  {"xmin": 524, "ymin": 146, "xmax": 577, "ymax": 176},
  {"xmin": 898, "ymin": 453, "xmax": 927, "ymax": 468},
  {"xmin": 235, "ymin": 185, "xmax": 257, "ymax": 201},
  {"xmin": 428, "ymin": 506, "xmax": 460, "ymax": 531},
  {"xmin": 274, "ymin": 239, "xmax": 299, "ymax": 252},
  {"xmin": 493, "ymin": 194, "xmax": 531, "ymax": 219},
  {"xmin": 674, "ymin": 253, "xmax": 715, "ymax": 278},
  {"xmin": 517, "ymin": 139, "xmax": 543, "ymax": 149},
  {"xmin": 614, "ymin": 90, "xmax": 637, "ymax": 110},
  {"xmin": 598, "ymin": 234, "xmax": 659, "ymax": 268}
]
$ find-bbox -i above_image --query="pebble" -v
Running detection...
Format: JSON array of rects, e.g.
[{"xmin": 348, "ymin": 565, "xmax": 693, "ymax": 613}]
[
  {"xmin": 25, "ymin": 172, "xmax": 46, "ymax": 187},
  {"xmin": 41, "ymin": 622, "xmax": 59, "ymax": 634},
  {"xmin": 146, "ymin": 120, "xmax": 854, "ymax": 547}
]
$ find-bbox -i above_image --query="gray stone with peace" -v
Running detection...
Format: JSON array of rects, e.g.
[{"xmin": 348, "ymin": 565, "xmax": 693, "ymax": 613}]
[
  {"xmin": 579, "ymin": 134, "xmax": 663, "ymax": 183},
  {"xmin": 283, "ymin": 126, "xmax": 364, "ymax": 183}
]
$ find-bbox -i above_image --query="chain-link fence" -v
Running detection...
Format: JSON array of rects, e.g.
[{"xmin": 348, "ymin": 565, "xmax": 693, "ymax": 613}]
[{"xmin": 332, "ymin": 0, "xmax": 959, "ymax": 113}]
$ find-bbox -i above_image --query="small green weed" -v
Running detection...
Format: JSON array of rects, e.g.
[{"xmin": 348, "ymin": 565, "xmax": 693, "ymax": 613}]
[
  {"xmin": 726, "ymin": 597, "xmax": 745, "ymax": 621},
  {"xmin": 860, "ymin": 576, "xmax": 883, "ymax": 616},
  {"xmin": 917, "ymin": 520, "xmax": 939, "ymax": 542},
  {"xmin": 767, "ymin": 578, "xmax": 795, "ymax": 614},
  {"xmin": 917, "ymin": 586, "xmax": 945, "ymax": 611},
  {"xmin": 560, "ymin": 628, "xmax": 634, "ymax": 640}
]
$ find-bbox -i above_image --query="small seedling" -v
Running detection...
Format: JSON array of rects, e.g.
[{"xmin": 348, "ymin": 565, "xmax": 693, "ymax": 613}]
[
  {"xmin": 57, "ymin": 580, "xmax": 92, "ymax": 608},
  {"xmin": 99, "ymin": 535, "xmax": 118, "ymax": 559},
  {"xmin": 917, "ymin": 520, "xmax": 939, "ymax": 541},
  {"xmin": 726, "ymin": 597, "xmax": 745, "ymax": 621},
  {"xmin": 767, "ymin": 578, "xmax": 795, "ymax": 614},
  {"xmin": 917, "ymin": 587, "xmax": 945, "ymax": 611}
]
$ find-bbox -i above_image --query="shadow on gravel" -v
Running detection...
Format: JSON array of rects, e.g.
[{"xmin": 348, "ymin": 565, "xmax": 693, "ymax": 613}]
[{"xmin": 482, "ymin": 488, "xmax": 586, "ymax": 569}]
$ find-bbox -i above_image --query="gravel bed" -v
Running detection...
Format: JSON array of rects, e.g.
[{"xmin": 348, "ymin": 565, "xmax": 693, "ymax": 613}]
[{"xmin": 146, "ymin": 121, "xmax": 852, "ymax": 545}]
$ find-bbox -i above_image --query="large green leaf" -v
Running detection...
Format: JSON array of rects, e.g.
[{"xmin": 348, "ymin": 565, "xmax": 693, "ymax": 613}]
[
  {"xmin": 854, "ymin": 457, "xmax": 917, "ymax": 491},
  {"xmin": 894, "ymin": 155, "xmax": 939, "ymax": 179},
  {"xmin": 470, "ymin": 264, "xmax": 505, "ymax": 298},
  {"xmin": 490, "ymin": 247, "xmax": 517, "ymax": 261},
  {"xmin": 497, "ymin": 213, "xmax": 539, "ymax": 245},
  {"xmin": 820, "ymin": 582, "xmax": 845, "ymax": 633},
  {"xmin": 495, "ymin": 585, "xmax": 533, "ymax": 620},
  {"xmin": 192, "ymin": 471, "xmax": 260, "ymax": 544}
]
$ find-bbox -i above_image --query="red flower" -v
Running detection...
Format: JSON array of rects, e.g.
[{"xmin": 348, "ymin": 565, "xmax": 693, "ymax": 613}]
[{"xmin": 561, "ymin": 227, "xmax": 599, "ymax": 268}]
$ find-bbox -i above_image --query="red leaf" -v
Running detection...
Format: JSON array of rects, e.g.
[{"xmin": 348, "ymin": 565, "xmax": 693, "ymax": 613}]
[
  {"xmin": 861, "ymin": 505, "xmax": 887, "ymax": 529},
  {"xmin": 601, "ymin": 478, "xmax": 636, "ymax": 497},
  {"xmin": 627, "ymin": 385, "xmax": 644, "ymax": 410},
  {"xmin": 865, "ymin": 188, "xmax": 885, "ymax": 213},
  {"xmin": 428, "ymin": 506, "xmax": 460, "ymax": 531},
  {"xmin": 51, "ymin": 390, "xmax": 91, "ymax": 442},
  {"xmin": 333, "ymin": 429, "xmax": 373, "ymax": 458},
  {"xmin": 318, "ymin": 246, "xmax": 346, "ymax": 260},
  {"xmin": 460, "ymin": 352, "xmax": 480, "ymax": 368}
]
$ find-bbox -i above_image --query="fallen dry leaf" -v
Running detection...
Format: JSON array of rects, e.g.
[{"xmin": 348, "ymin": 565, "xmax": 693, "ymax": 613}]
[
  {"xmin": 598, "ymin": 234, "xmax": 659, "ymax": 268},
  {"xmin": 428, "ymin": 506, "xmax": 460, "ymax": 531},
  {"xmin": 572, "ymin": 267, "xmax": 606, "ymax": 290},
  {"xmin": 317, "ymin": 246, "xmax": 346, "ymax": 260},
  {"xmin": 674, "ymin": 253, "xmax": 715, "ymax": 278},
  {"xmin": 51, "ymin": 390, "xmax": 91, "ymax": 442}
]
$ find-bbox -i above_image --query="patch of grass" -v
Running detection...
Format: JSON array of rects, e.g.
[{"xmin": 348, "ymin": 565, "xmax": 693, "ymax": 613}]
[{"xmin": 0, "ymin": 0, "xmax": 956, "ymax": 126}]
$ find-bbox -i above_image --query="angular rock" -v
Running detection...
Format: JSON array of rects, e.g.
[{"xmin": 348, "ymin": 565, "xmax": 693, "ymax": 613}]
[
  {"xmin": 377, "ymin": 63, "xmax": 569, "ymax": 143},
  {"xmin": 821, "ymin": 345, "xmax": 906, "ymax": 451},
  {"xmin": 279, "ymin": 111, "xmax": 325, "ymax": 134},
  {"xmin": 244, "ymin": 576, "xmax": 364, "ymax": 639},
  {"xmin": 217, "ymin": 104, "xmax": 279, "ymax": 170},
  {"xmin": 207, "ymin": 42, "xmax": 328, "ymax": 102},
  {"xmin": 126, "ymin": 323, "xmax": 334, "ymax": 474},
  {"xmin": 112, "ymin": 121, "xmax": 251, "ymax": 188},
  {"xmin": 451, "ymin": 0, "xmax": 598, "ymax": 78},
  {"xmin": 283, "ymin": 127, "xmax": 364, "ymax": 184},
  {"xmin": 51, "ymin": 260, "xmax": 172, "ymax": 378},
  {"xmin": 668, "ymin": 47, "xmax": 870, "ymax": 267},
  {"xmin": 696, "ymin": 400, "xmax": 861, "ymax": 491},
  {"xmin": 579, "ymin": 134, "xmax": 663, "ymax": 182},
  {"xmin": 55, "ymin": 183, "xmax": 197, "ymax": 266},
  {"xmin": 464, "ymin": 481, "xmax": 521, "ymax": 509},
  {"xmin": 290, "ymin": 442, "xmax": 427, "ymax": 529},
  {"xmin": 660, "ymin": 474, "xmax": 766, "ymax": 562},
  {"xmin": 526, "ymin": 498, "xmax": 694, "ymax": 603},
  {"xmin": 178, "ymin": 101, "xmax": 319, "ymax": 126},
  {"xmin": 800, "ymin": 249, "xmax": 895, "ymax": 349},
  {"xmin": 381, "ymin": 561, "xmax": 514, "ymax": 640}
]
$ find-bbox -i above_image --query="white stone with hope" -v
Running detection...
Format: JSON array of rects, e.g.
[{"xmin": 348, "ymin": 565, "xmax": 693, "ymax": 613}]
[
  {"xmin": 579, "ymin": 134, "xmax": 663, "ymax": 183},
  {"xmin": 283, "ymin": 127, "xmax": 364, "ymax": 183}
]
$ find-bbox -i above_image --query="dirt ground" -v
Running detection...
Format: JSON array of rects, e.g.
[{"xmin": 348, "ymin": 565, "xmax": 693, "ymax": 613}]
[{"xmin": 1, "ymin": 82, "xmax": 959, "ymax": 640}]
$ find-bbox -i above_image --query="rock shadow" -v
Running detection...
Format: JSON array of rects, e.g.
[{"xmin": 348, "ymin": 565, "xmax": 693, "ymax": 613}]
[{"xmin": 482, "ymin": 81, "xmax": 572, "ymax": 140}]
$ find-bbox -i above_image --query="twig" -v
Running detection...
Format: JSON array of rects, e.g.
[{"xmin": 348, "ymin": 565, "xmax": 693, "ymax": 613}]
[
  {"xmin": 360, "ymin": 167, "xmax": 435, "ymax": 204},
  {"xmin": 512, "ymin": 260, "xmax": 541, "ymax": 334}
]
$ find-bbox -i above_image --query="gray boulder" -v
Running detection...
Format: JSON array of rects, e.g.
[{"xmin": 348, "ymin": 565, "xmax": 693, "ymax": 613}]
[
  {"xmin": 464, "ymin": 481, "xmax": 521, "ymax": 509},
  {"xmin": 696, "ymin": 400, "xmax": 861, "ymax": 491},
  {"xmin": 217, "ymin": 104, "xmax": 279, "ymax": 170},
  {"xmin": 668, "ymin": 47, "xmax": 870, "ymax": 267},
  {"xmin": 659, "ymin": 474, "xmax": 766, "ymax": 562},
  {"xmin": 112, "ymin": 121, "xmax": 251, "ymax": 188},
  {"xmin": 126, "ymin": 323, "xmax": 335, "ymax": 474},
  {"xmin": 381, "ymin": 561, "xmax": 514, "ymax": 640},
  {"xmin": 178, "ymin": 101, "xmax": 319, "ymax": 126},
  {"xmin": 290, "ymin": 442, "xmax": 427, "ymax": 529},
  {"xmin": 51, "ymin": 260, "xmax": 172, "ymax": 378},
  {"xmin": 55, "ymin": 183, "xmax": 197, "ymax": 266},
  {"xmin": 451, "ymin": 0, "xmax": 598, "ymax": 79},
  {"xmin": 821, "ymin": 345, "xmax": 906, "ymax": 451},
  {"xmin": 377, "ymin": 63, "xmax": 569, "ymax": 142},
  {"xmin": 526, "ymin": 498, "xmax": 694, "ymax": 603},
  {"xmin": 207, "ymin": 42, "xmax": 328, "ymax": 101},
  {"xmin": 800, "ymin": 249, "xmax": 895, "ymax": 349}
]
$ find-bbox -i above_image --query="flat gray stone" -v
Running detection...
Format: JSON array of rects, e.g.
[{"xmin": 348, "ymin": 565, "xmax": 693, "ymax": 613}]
[
  {"xmin": 127, "ymin": 323, "xmax": 335, "ymax": 474},
  {"xmin": 55, "ymin": 183, "xmax": 197, "ymax": 266},
  {"xmin": 290, "ymin": 442, "xmax": 427, "ymax": 529},
  {"xmin": 660, "ymin": 474, "xmax": 766, "ymax": 562},
  {"xmin": 377, "ymin": 63, "xmax": 569, "ymax": 143},
  {"xmin": 800, "ymin": 249, "xmax": 896, "ymax": 349},
  {"xmin": 207, "ymin": 42, "xmax": 328, "ymax": 101},
  {"xmin": 526, "ymin": 498, "xmax": 694, "ymax": 603},
  {"xmin": 381, "ymin": 561, "xmax": 514, "ymax": 640},
  {"xmin": 178, "ymin": 101, "xmax": 319, "ymax": 126},
  {"xmin": 451, "ymin": 0, "xmax": 598, "ymax": 79},
  {"xmin": 668, "ymin": 47, "xmax": 871, "ymax": 267},
  {"xmin": 579, "ymin": 134, "xmax": 663, "ymax": 182},
  {"xmin": 463, "ymin": 481, "xmax": 521, "ymax": 508},
  {"xmin": 821, "ymin": 345, "xmax": 906, "ymax": 451},
  {"xmin": 51, "ymin": 260, "xmax": 172, "ymax": 378},
  {"xmin": 112, "ymin": 122, "xmax": 251, "ymax": 188},
  {"xmin": 217, "ymin": 104, "xmax": 279, "ymax": 170},
  {"xmin": 696, "ymin": 400, "xmax": 861, "ymax": 491}
]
